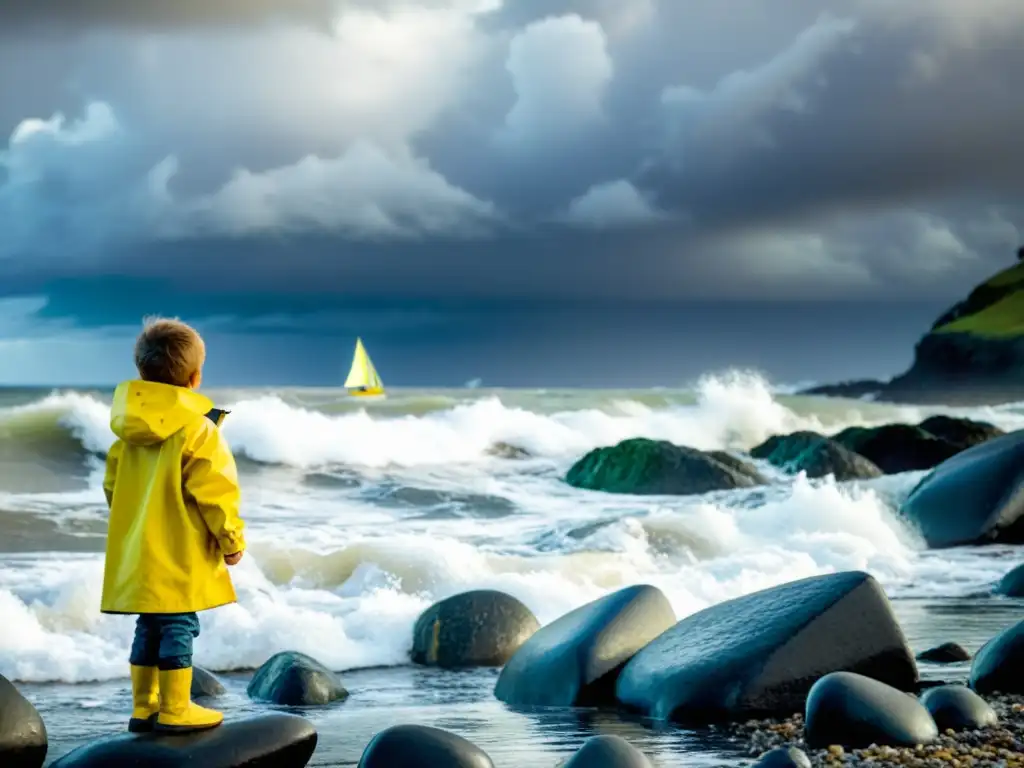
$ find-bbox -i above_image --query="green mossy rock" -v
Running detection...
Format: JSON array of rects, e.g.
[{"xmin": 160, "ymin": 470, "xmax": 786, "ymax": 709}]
[
  {"xmin": 751, "ymin": 431, "xmax": 882, "ymax": 481},
  {"xmin": 566, "ymin": 438, "xmax": 765, "ymax": 496}
]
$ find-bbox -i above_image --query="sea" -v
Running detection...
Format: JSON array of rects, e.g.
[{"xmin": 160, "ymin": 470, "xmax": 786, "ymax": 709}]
[{"xmin": 2, "ymin": 372, "xmax": 1023, "ymax": 767}]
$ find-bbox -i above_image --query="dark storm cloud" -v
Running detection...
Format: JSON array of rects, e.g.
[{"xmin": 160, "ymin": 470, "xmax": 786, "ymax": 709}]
[
  {"xmin": 0, "ymin": 0, "xmax": 343, "ymax": 32},
  {"xmin": 1, "ymin": 0, "xmax": 1022, "ymax": 302}
]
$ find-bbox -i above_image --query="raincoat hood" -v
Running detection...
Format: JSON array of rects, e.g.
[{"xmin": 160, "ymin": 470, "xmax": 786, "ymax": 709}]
[{"xmin": 110, "ymin": 380, "xmax": 214, "ymax": 446}]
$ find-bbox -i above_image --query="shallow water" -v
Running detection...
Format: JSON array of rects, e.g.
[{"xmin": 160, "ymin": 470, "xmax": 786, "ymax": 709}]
[
  {"xmin": 1, "ymin": 374, "xmax": 1023, "ymax": 765},
  {"xmin": 28, "ymin": 598, "xmax": 1024, "ymax": 766}
]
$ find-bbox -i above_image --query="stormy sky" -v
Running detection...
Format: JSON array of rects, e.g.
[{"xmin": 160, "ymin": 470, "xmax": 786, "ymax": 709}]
[{"xmin": 1, "ymin": 0, "xmax": 1022, "ymax": 386}]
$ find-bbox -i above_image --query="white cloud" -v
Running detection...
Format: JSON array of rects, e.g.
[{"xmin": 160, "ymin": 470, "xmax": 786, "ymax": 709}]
[
  {"xmin": 497, "ymin": 14, "xmax": 613, "ymax": 148},
  {"xmin": 178, "ymin": 142, "xmax": 499, "ymax": 239},
  {"xmin": 94, "ymin": 2, "xmax": 493, "ymax": 157},
  {"xmin": 661, "ymin": 14, "xmax": 857, "ymax": 158},
  {"xmin": 0, "ymin": 102, "xmax": 500, "ymax": 254},
  {"xmin": 560, "ymin": 179, "xmax": 667, "ymax": 230}
]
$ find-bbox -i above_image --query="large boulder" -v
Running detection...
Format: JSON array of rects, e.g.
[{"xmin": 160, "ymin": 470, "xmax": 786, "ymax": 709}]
[
  {"xmin": 831, "ymin": 424, "xmax": 959, "ymax": 474},
  {"xmin": 969, "ymin": 620, "xmax": 1024, "ymax": 695},
  {"xmin": 920, "ymin": 684, "xmax": 998, "ymax": 731},
  {"xmin": 411, "ymin": 590, "xmax": 539, "ymax": 668},
  {"xmin": 804, "ymin": 671, "xmax": 938, "ymax": 749},
  {"xmin": 899, "ymin": 429, "xmax": 1024, "ymax": 548},
  {"xmin": 191, "ymin": 667, "xmax": 227, "ymax": 698},
  {"xmin": 995, "ymin": 563, "xmax": 1024, "ymax": 597},
  {"xmin": 247, "ymin": 652, "xmax": 348, "ymax": 707},
  {"xmin": 494, "ymin": 585, "xmax": 676, "ymax": 707},
  {"xmin": 915, "ymin": 642, "xmax": 971, "ymax": 664},
  {"xmin": 561, "ymin": 735, "xmax": 653, "ymax": 768},
  {"xmin": 49, "ymin": 714, "xmax": 316, "ymax": 768},
  {"xmin": 0, "ymin": 675, "xmax": 46, "ymax": 768},
  {"xmin": 357, "ymin": 724, "xmax": 493, "ymax": 768},
  {"xmin": 615, "ymin": 571, "xmax": 918, "ymax": 723},
  {"xmin": 565, "ymin": 438, "xmax": 765, "ymax": 496},
  {"xmin": 750, "ymin": 432, "xmax": 881, "ymax": 481},
  {"xmin": 917, "ymin": 415, "xmax": 1004, "ymax": 452}
]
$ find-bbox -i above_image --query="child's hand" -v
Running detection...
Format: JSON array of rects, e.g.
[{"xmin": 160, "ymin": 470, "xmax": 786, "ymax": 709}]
[{"xmin": 224, "ymin": 551, "xmax": 243, "ymax": 566}]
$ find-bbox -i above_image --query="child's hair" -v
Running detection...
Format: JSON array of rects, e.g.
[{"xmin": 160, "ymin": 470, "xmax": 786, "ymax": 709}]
[{"xmin": 134, "ymin": 316, "xmax": 206, "ymax": 387}]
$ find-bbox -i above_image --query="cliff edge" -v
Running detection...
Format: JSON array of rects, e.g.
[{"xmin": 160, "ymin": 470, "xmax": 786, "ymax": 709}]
[{"xmin": 806, "ymin": 248, "xmax": 1024, "ymax": 405}]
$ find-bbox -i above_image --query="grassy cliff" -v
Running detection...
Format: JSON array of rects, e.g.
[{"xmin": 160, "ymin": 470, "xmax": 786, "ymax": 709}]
[
  {"xmin": 882, "ymin": 252, "xmax": 1024, "ymax": 403},
  {"xmin": 931, "ymin": 259, "xmax": 1024, "ymax": 337}
]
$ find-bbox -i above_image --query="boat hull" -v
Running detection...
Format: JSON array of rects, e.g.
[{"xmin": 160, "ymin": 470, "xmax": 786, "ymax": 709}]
[{"xmin": 348, "ymin": 388, "xmax": 386, "ymax": 399}]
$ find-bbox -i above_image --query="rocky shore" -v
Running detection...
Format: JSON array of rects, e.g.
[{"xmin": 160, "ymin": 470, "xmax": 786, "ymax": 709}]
[{"xmin": 727, "ymin": 693, "xmax": 1024, "ymax": 768}]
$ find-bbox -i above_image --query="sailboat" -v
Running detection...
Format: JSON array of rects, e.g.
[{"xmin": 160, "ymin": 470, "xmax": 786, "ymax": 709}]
[{"xmin": 345, "ymin": 337, "xmax": 386, "ymax": 398}]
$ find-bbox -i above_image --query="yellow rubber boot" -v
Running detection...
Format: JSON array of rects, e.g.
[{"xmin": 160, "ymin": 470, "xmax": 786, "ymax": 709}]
[
  {"xmin": 155, "ymin": 667, "xmax": 223, "ymax": 733},
  {"xmin": 128, "ymin": 665, "xmax": 161, "ymax": 732}
]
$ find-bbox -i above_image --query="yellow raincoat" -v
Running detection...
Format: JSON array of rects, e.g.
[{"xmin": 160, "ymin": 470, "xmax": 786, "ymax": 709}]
[{"xmin": 101, "ymin": 380, "xmax": 246, "ymax": 615}]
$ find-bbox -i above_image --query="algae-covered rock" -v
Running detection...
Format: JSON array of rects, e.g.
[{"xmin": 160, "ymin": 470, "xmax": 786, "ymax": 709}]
[
  {"xmin": 566, "ymin": 438, "xmax": 765, "ymax": 496},
  {"xmin": 750, "ymin": 431, "xmax": 881, "ymax": 481}
]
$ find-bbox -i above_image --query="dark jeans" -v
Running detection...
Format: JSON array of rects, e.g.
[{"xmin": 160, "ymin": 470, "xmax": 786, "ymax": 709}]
[{"xmin": 129, "ymin": 613, "xmax": 201, "ymax": 671}]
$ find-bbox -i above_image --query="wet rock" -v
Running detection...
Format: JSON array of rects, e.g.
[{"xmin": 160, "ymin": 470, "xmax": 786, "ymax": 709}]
[
  {"xmin": 562, "ymin": 735, "xmax": 653, "ymax": 768},
  {"xmin": 899, "ymin": 429, "xmax": 1024, "ymax": 548},
  {"xmin": 831, "ymin": 424, "xmax": 960, "ymax": 474},
  {"xmin": 920, "ymin": 684, "xmax": 998, "ymax": 731},
  {"xmin": 995, "ymin": 562, "xmax": 1024, "ymax": 597},
  {"xmin": 916, "ymin": 642, "xmax": 971, "ymax": 664},
  {"xmin": 917, "ymin": 415, "xmax": 1004, "ymax": 452},
  {"xmin": 804, "ymin": 671, "xmax": 938, "ymax": 749},
  {"xmin": 486, "ymin": 442, "xmax": 532, "ymax": 460},
  {"xmin": 0, "ymin": 674, "xmax": 47, "ymax": 768},
  {"xmin": 412, "ymin": 590, "xmax": 539, "ymax": 668},
  {"xmin": 799, "ymin": 380, "xmax": 885, "ymax": 400},
  {"xmin": 565, "ymin": 438, "xmax": 766, "ymax": 496},
  {"xmin": 750, "ymin": 431, "xmax": 882, "ymax": 481},
  {"xmin": 495, "ymin": 584, "xmax": 676, "ymax": 707},
  {"xmin": 358, "ymin": 724, "xmax": 493, "ymax": 768},
  {"xmin": 191, "ymin": 667, "xmax": 227, "ymax": 698},
  {"xmin": 970, "ymin": 619, "xmax": 1024, "ymax": 695},
  {"xmin": 247, "ymin": 651, "xmax": 348, "ymax": 707},
  {"xmin": 615, "ymin": 571, "xmax": 918, "ymax": 723},
  {"xmin": 49, "ymin": 713, "xmax": 316, "ymax": 768},
  {"xmin": 753, "ymin": 746, "xmax": 812, "ymax": 768}
]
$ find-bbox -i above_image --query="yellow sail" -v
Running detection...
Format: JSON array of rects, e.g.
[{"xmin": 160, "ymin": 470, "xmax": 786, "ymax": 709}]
[{"xmin": 345, "ymin": 338, "xmax": 385, "ymax": 396}]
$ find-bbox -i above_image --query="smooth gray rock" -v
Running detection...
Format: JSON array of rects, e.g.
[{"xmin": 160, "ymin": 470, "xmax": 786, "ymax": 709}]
[
  {"xmin": 0, "ymin": 675, "xmax": 46, "ymax": 768},
  {"xmin": 899, "ymin": 429, "xmax": 1024, "ymax": 548},
  {"xmin": 969, "ymin": 619, "xmax": 1024, "ymax": 695},
  {"xmin": 247, "ymin": 651, "xmax": 348, "ymax": 707},
  {"xmin": 49, "ymin": 714, "xmax": 316, "ymax": 768},
  {"xmin": 561, "ymin": 735, "xmax": 653, "ymax": 768},
  {"xmin": 412, "ymin": 590, "xmax": 539, "ymax": 668},
  {"xmin": 495, "ymin": 585, "xmax": 676, "ymax": 707},
  {"xmin": 358, "ymin": 724, "xmax": 493, "ymax": 768},
  {"xmin": 921, "ymin": 685, "xmax": 998, "ymax": 731},
  {"xmin": 995, "ymin": 563, "xmax": 1024, "ymax": 597},
  {"xmin": 616, "ymin": 571, "xmax": 918, "ymax": 722},
  {"xmin": 805, "ymin": 671, "xmax": 938, "ymax": 749},
  {"xmin": 753, "ymin": 746, "xmax": 812, "ymax": 768},
  {"xmin": 191, "ymin": 667, "xmax": 227, "ymax": 698},
  {"xmin": 916, "ymin": 642, "xmax": 971, "ymax": 664}
]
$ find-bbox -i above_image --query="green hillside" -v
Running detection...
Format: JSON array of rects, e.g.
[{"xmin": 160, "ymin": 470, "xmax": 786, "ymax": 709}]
[{"xmin": 933, "ymin": 259, "xmax": 1024, "ymax": 338}]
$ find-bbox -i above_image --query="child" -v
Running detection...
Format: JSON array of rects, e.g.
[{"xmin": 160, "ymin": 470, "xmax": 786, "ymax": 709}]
[{"xmin": 100, "ymin": 317, "xmax": 246, "ymax": 734}]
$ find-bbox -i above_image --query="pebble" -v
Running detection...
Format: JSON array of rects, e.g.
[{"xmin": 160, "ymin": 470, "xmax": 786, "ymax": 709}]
[{"xmin": 724, "ymin": 693, "xmax": 1024, "ymax": 768}]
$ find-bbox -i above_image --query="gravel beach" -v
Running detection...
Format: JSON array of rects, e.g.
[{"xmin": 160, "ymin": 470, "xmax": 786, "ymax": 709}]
[{"xmin": 726, "ymin": 694, "xmax": 1024, "ymax": 768}]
